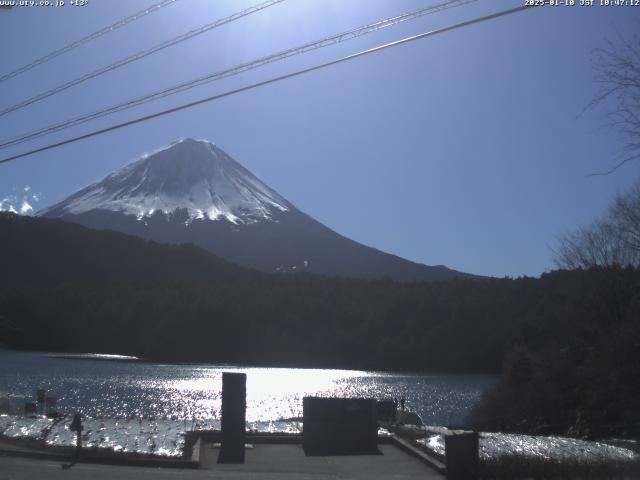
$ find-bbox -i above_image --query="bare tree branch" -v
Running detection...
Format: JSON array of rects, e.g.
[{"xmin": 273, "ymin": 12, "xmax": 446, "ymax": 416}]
[
  {"xmin": 554, "ymin": 179, "xmax": 640, "ymax": 268},
  {"xmin": 585, "ymin": 31, "xmax": 640, "ymax": 176}
]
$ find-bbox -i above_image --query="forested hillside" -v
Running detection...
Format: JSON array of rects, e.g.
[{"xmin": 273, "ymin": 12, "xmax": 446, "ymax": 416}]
[{"xmin": 2, "ymin": 212, "xmax": 640, "ymax": 435}]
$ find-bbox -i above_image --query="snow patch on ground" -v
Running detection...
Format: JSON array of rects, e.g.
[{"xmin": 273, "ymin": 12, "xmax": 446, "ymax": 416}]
[{"xmin": 418, "ymin": 432, "xmax": 638, "ymax": 463}]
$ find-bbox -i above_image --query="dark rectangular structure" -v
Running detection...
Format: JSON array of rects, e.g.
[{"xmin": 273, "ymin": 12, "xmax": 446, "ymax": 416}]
[
  {"xmin": 445, "ymin": 431, "xmax": 479, "ymax": 480},
  {"xmin": 218, "ymin": 372, "xmax": 246, "ymax": 464},
  {"xmin": 377, "ymin": 399, "xmax": 397, "ymax": 422},
  {"xmin": 303, "ymin": 397, "xmax": 378, "ymax": 455}
]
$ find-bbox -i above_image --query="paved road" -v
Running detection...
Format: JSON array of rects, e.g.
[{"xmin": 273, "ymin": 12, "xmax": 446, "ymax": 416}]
[{"xmin": 0, "ymin": 444, "xmax": 444, "ymax": 479}]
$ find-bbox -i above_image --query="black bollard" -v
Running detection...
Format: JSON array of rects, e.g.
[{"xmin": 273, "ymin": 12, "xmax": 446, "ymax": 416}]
[
  {"xmin": 218, "ymin": 372, "xmax": 246, "ymax": 464},
  {"xmin": 445, "ymin": 431, "xmax": 479, "ymax": 480}
]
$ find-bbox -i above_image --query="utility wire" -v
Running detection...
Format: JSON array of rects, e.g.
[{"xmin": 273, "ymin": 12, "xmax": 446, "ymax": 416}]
[
  {"xmin": 0, "ymin": 0, "xmax": 180, "ymax": 83},
  {"xmin": 0, "ymin": 0, "xmax": 284, "ymax": 117},
  {"xmin": 0, "ymin": 0, "xmax": 478, "ymax": 150},
  {"xmin": 0, "ymin": 4, "xmax": 539, "ymax": 166}
]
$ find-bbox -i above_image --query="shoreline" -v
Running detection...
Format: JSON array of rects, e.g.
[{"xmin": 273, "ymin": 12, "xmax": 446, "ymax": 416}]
[
  {"xmin": 1, "ymin": 413, "xmax": 637, "ymax": 461},
  {"xmin": 0, "ymin": 347, "xmax": 503, "ymax": 376},
  {"xmin": 1, "ymin": 415, "xmax": 638, "ymax": 479}
]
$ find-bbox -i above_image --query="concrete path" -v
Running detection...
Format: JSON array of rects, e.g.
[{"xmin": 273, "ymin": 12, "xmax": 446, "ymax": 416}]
[{"xmin": 0, "ymin": 443, "xmax": 445, "ymax": 479}]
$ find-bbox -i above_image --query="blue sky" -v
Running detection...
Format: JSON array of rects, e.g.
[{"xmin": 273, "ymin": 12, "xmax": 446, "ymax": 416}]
[{"xmin": 1, "ymin": 0, "xmax": 639, "ymax": 277}]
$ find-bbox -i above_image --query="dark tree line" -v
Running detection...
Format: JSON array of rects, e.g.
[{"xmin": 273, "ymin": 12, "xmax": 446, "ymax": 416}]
[
  {"xmin": 467, "ymin": 267, "xmax": 640, "ymax": 437},
  {"xmin": 469, "ymin": 179, "xmax": 640, "ymax": 437}
]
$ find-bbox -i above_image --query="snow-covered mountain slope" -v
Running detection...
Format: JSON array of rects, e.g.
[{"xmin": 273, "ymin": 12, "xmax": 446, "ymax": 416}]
[
  {"xmin": 41, "ymin": 138, "xmax": 291, "ymax": 224},
  {"xmin": 40, "ymin": 138, "xmax": 476, "ymax": 281}
]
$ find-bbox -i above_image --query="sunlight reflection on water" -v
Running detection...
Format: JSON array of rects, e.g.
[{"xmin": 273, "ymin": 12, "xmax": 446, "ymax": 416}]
[{"xmin": 0, "ymin": 350, "xmax": 497, "ymax": 427}]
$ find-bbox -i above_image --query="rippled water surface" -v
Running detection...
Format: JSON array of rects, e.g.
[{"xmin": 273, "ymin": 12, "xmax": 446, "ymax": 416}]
[{"xmin": 0, "ymin": 350, "xmax": 497, "ymax": 426}]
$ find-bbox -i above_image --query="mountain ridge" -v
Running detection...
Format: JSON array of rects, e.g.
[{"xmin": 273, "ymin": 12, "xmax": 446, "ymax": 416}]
[{"xmin": 40, "ymin": 138, "xmax": 477, "ymax": 281}]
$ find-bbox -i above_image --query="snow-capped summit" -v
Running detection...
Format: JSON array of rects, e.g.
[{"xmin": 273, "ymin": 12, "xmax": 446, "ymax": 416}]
[
  {"xmin": 41, "ymin": 138, "xmax": 290, "ymax": 224},
  {"xmin": 41, "ymin": 139, "xmax": 475, "ymax": 281}
]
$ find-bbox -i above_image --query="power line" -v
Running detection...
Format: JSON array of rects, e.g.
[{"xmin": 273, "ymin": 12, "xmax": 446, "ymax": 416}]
[
  {"xmin": 0, "ymin": 0, "xmax": 285, "ymax": 117},
  {"xmin": 0, "ymin": 0, "xmax": 180, "ymax": 83},
  {"xmin": 0, "ymin": 0, "xmax": 478, "ymax": 150},
  {"xmin": 0, "ymin": 4, "xmax": 539, "ymax": 166}
]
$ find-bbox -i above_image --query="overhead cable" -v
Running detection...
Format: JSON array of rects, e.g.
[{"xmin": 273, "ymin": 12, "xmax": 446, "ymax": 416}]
[
  {"xmin": 0, "ymin": 0, "xmax": 180, "ymax": 83},
  {"xmin": 0, "ymin": 0, "xmax": 285, "ymax": 117},
  {"xmin": 0, "ymin": 4, "xmax": 539, "ymax": 166},
  {"xmin": 0, "ymin": 0, "xmax": 477, "ymax": 150}
]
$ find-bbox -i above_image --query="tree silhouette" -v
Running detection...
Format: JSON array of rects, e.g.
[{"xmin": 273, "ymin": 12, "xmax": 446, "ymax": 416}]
[
  {"xmin": 587, "ymin": 31, "xmax": 640, "ymax": 176},
  {"xmin": 555, "ymin": 180, "xmax": 640, "ymax": 269}
]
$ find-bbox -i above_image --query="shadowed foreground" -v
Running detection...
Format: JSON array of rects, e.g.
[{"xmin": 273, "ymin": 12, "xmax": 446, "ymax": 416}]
[{"xmin": 0, "ymin": 443, "xmax": 443, "ymax": 480}]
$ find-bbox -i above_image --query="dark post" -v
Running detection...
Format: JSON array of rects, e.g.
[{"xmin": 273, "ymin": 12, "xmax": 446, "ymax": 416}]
[
  {"xmin": 445, "ymin": 431, "xmax": 479, "ymax": 480},
  {"xmin": 218, "ymin": 372, "xmax": 246, "ymax": 464},
  {"xmin": 36, "ymin": 388, "xmax": 46, "ymax": 415},
  {"xmin": 69, "ymin": 413, "xmax": 83, "ymax": 461}
]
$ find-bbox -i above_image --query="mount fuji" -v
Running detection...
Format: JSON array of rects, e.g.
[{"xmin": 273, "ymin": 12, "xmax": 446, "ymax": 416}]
[{"xmin": 40, "ymin": 138, "xmax": 472, "ymax": 281}]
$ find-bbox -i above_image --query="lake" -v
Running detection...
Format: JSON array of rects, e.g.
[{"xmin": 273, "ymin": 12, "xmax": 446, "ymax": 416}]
[
  {"xmin": 2, "ymin": 350, "xmax": 637, "ymax": 466},
  {"xmin": 0, "ymin": 349, "xmax": 498, "ymax": 427}
]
